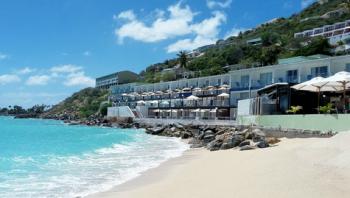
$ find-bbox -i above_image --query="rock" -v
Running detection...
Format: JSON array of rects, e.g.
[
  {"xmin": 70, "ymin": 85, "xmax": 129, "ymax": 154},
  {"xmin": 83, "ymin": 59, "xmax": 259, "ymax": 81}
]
[
  {"xmin": 173, "ymin": 131, "xmax": 181, "ymax": 137},
  {"xmin": 256, "ymin": 140, "xmax": 269, "ymax": 148},
  {"xmin": 146, "ymin": 126, "xmax": 165, "ymax": 135},
  {"xmin": 230, "ymin": 135, "xmax": 245, "ymax": 147},
  {"xmin": 174, "ymin": 122, "xmax": 184, "ymax": 130},
  {"xmin": 220, "ymin": 143, "xmax": 233, "ymax": 150},
  {"xmin": 252, "ymin": 130, "xmax": 266, "ymax": 142},
  {"xmin": 240, "ymin": 145, "xmax": 256, "ymax": 151},
  {"xmin": 181, "ymin": 131, "xmax": 192, "ymax": 139},
  {"xmin": 266, "ymin": 137, "xmax": 280, "ymax": 145},
  {"xmin": 206, "ymin": 139, "xmax": 223, "ymax": 151},
  {"xmin": 203, "ymin": 134, "xmax": 215, "ymax": 144},
  {"xmin": 239, "ymin": 140, "xmax": 251, "ymax": 147},
  {"xmin": 204, "ymin": 129, "xmax": 214, "ymax": 135}
]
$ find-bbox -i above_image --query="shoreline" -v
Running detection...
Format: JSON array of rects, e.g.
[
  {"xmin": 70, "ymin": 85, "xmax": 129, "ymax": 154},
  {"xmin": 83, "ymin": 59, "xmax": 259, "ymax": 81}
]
[
  {"xmin": 87, "ymin": 133, "xmax": 350, "ymax": 198},
  {"xmin": 86, "ymin": 148, "xmax": 201, "ymax": 198}
]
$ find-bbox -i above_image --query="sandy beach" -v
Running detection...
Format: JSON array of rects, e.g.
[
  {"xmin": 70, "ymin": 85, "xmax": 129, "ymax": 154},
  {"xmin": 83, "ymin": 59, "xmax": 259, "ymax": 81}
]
[{"xmin": 88, "ymin": 132, "xmax": 350, "ymax": 198}]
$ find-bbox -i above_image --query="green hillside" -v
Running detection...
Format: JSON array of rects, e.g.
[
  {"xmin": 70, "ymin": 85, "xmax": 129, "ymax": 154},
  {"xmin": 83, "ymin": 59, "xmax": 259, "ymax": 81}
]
[
  {"xmin": 140, "ymin": 0, "xmax": 350, "ymax": 81},
  {"xmin": 41, "ymin": 88, "xmax": 109, "ymax": 119}
]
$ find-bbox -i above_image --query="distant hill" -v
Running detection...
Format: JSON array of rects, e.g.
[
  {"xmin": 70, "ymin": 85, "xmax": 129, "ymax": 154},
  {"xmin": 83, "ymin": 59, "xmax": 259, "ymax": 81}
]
[
  {"xmin": 41, "ymin": 88, "xmax": 109, "ymax": 120},
  {"xmin": 140, "ymin": 0, "xmax": 350, "ymax": 82}
]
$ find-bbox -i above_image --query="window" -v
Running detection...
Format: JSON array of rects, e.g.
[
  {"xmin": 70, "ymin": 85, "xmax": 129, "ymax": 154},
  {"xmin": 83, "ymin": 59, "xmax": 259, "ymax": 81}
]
[
  {"xmin": 346, "ymin": 64, "xmax": 350, "ymax": 72},
  {"xmin": 241, "ymin": 75, "xmax": 250, "ymax": 88},
  {"xmin": 217, "ymin": 79, "xmax": 221, "ymax": 86},
  {"xmin": 259, "ymin": 72, "xmax": 273, "ymax": 86},
  {"xmin": 311, "ymin": 66, "xmax": 328, "ymax": 77},
  {"xmin": 286, "ymin": 70, "xmax": 298, "ymax": 83},
  {"xmin": 240, "ymin": 92, "xmax": 250, "ymax": 100}
]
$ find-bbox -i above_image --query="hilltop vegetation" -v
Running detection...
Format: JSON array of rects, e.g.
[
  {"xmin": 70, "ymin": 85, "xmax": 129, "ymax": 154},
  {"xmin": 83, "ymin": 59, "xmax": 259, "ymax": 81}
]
[
  {"xmin": 140, "ymin": 0, "xmax": 350, "ymax": 81},
  {"xmin": 41, "ymin": 88, "xmax": 109, "ymax": 119}
]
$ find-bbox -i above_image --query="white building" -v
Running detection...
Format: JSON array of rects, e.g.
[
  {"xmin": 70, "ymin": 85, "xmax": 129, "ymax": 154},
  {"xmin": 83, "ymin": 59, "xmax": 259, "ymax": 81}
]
[
  {"xmin": 109, "ymin": 54, "xmax": 350, "ymax": 120},
  {"xmin": 294, "ymin": 19, "xmax": 350, "ymax": 46}
]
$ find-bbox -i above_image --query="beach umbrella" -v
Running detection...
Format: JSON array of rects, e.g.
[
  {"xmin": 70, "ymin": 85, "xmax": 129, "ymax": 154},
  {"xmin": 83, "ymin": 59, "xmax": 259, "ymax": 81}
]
[
  {"xmin": 186, "ymin": 95, "xmax": 199, "ymax": 100},
  {"xmin": 161, "ymin": 101, "xmax": 170, "ymax": 105},
  {"xmin": 193, "ymin": 87, "xmax": 202, "ymax": 92},
  {"xmin": 217, "ymin": 93, "xmax": 230, "ymax": 98},
  {"xmin": 314, "ymin": 71, "xmax": 350, "ymax": 111},
  {"xmin": 206, "ymin": 86, "xmax": 215, "ymax": 90},
  {"xmin": 136, "ymin": 100, "xmax": 146, "ymax": 105},
  {"xmin": 292, "ymin": 77, "xmax": 340, "ymax": 113},
  {"xmin": 182, "ymin": 87, "xmax": 191, "ymax": 92}
]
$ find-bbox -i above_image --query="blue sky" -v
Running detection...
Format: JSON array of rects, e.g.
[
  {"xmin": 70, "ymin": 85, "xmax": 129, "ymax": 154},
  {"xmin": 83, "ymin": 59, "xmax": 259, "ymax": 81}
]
[{"xmin": 0, "ymin": 0, "xmax": 315, "ymax": 107}]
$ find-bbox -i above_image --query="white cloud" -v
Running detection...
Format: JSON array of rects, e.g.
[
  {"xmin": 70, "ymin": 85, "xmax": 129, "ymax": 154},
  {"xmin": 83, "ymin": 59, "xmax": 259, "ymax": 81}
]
[
  {"xmin": 0, "ymin": 74, "xmax": 21, "ymax": 85},
  {"xmin": 167, "ymin": 11, "xmax": 226, "ymax": 53},
  {"xmin": 83, "ymin": 51, "xmax": 91, "ymax": 56},
  {"xmin": 0, "ymin": 52, "xmax": 9, "ymax": 60},
  {"xmin": 50, "ymin": 64, "xmax": 82, "ymax": 74},
  {"xmin": 18, "ymin": 67, "xmax": 35, "ymax": 75},
  {"xmin": 64, "ymin": 72, "xmax": 95, "ymax": 87},
  {"xmin": 117, "ymin": 10, "xmax": 136, "ymax": 21},
  {"xmin": 224, "ymin": 27, "xmax": 246, "ymax": 39},
  {"xmin": 115, "ymin": 2, "xmax": 228, "ymax": 53},
  {"xmin": 206, "ymin": 0, "xmax": 232, "ymax": 9},
  {"xmin": 301, "ymin": 0, "xmax": 314, "ymax": 8},
  {"xmin": 26, "ymin": 75, "xmax": 50, "ymax": 86},
  {"xmin": 49, "ymin": 64, "xmax": 94, "ymax": 87},
  {"xmin": 115, "ymin": 2, "xmax": 195, "ymax": 43}
]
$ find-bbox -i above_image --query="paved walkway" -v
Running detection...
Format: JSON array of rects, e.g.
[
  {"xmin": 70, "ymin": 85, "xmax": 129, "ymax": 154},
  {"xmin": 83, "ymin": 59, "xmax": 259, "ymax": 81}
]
[{"xmin": 135, "ymin": 118, "xmax": 236, "ymax": 126}]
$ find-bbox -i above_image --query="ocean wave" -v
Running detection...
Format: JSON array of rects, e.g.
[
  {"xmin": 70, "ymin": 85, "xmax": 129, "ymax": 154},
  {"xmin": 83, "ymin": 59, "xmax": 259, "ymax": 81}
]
[{"xmin": 0, "ymin": 134, "xmax": 189, "ymax": 198}]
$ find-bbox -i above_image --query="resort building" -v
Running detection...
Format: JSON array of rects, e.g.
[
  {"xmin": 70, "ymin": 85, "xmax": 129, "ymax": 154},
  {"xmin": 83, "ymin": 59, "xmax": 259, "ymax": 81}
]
[
  {"xmin": 108, "ymin": 54, "xmax": 350, "ymax": 120},
  {"xmin": 95, "ymin": 70, "xmax": 139, "ymax": 89},
  {"xmin": 294, "ymin": 19, "xmax": 350, "ymax": 46}
]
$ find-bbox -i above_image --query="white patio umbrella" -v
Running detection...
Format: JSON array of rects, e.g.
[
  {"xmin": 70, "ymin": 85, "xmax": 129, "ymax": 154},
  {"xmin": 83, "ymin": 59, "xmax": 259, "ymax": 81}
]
[
  {"xmin": 136, "ymin": 100, "xmax": 146, "ymax": 105},
  {"xmin": 217, "ymin": 93, "xmax": 230, "ymax": 98},
  {"xmin": 161, "ymin": 101, "xmax": 170, "ymax": 105},
  {"xmin": 314, "ymin": 71, "xmax": 350, "ymax": 111},
  {"xmin": 292, "ymin": 77, "xmax": 340, "ymax": 113},
  {"xmin": 193, "ymin": 87, "xmax": 202, "ymax": 92},
  {"xmin": 150, "ymin": 100, "xmax": 159, "ymax": 104},
  {"xmin": 186, "ymin": 95, "xmax": 199, "ymax": 100}
]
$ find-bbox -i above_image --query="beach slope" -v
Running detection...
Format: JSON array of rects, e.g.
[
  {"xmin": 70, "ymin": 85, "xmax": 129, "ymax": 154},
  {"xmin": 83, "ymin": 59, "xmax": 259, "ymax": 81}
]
[{"xmin": 89, "ymin": 133, "xmax": 350, "ymax": 198}]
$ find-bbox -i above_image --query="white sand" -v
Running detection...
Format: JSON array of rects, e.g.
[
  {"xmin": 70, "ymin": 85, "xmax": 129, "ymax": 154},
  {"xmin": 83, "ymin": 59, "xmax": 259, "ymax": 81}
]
[{"xmin": 88, "ymin": 133, "xmax": 350, "ymax": 198}]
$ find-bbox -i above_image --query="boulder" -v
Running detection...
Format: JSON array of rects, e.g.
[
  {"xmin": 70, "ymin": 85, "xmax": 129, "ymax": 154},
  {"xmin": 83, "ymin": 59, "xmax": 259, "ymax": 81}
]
[
  {"xmin": 146, "ymin": 126, "xmax": 165, "ymax": 135},
  {"xmin": 203, "ymin": 134, "xmax": 215, "ymax": 144},
  {"xmin": 256, "ymin": 140, "xmax": 269, "ymax": 148},
  {"xmin": 240, "ymin": 145, "xmax": 256, "ymax": 151},
  {"xmin": 181, "ymin": 131, "xmax": 192, "ymax": 139},
  {"xmin": 220, "ymin": 142, "xmax": 233, "ymax": 150},
  {"xmin": 239, "ymin": 140, "xmax": 251, "ymax": 147},
  {"xmin": 206, "ymin": 140, "xmax": 223, "ymax": 151},
  {"xmin": 231, "ymin": 135, "xmax": 245, "ymax": 147}
]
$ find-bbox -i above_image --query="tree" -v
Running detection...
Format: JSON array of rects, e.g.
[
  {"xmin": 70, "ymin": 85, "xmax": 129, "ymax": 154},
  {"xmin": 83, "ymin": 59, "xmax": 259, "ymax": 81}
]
[
  {"xmin": 177, "ymin": 51, "xmax": 188, "ymax": 69},
  {"xmin": 295, "ymin": 37, "xmax": 332, "ymax": 56}
]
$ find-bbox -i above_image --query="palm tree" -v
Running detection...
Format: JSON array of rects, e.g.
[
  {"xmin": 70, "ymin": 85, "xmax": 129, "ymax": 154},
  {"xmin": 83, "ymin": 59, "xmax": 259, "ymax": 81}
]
[{"xmin": 177, "ymin": 51, "xmax": 188, "ymax": 69}]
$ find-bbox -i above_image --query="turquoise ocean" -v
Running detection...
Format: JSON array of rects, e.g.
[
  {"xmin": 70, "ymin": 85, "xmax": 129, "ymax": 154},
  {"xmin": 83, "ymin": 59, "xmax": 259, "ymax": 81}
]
[{"xmin": 0, "ymin": 116, "xmax": 188, "ymax": 197}]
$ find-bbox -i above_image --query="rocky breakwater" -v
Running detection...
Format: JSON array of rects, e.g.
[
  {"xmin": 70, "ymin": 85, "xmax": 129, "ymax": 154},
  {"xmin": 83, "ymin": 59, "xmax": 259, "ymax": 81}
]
[{"xmin": 144, "ymin": 124, "xmax": 281, "ymax": 151}]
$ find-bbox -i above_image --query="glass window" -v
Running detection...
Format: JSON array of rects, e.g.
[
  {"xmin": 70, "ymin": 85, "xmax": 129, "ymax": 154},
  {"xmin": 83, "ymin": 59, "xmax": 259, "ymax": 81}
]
[
  {"xmin": 217, "ymin": 79, "xmax": 221, "ymax": 86},
  {"xmin": 286, "ymin": 70, "xmax": 298, "ymax": 83},
  {"xmin": 311, "ymin": 66, "xmax": 328, "ymax": 77},
  {"xmin": 346, "ymin": 64, "xmax": 350, "ymax": 72},
  {"xmin": 240, "ymin": 75, "xmax": 250, "ymax": 88},
  {"xmin": 259, "ymin": 72, "xmax": 273, "ymax": 86},
  {"xmin": 240, "ymin": 92, "xmax": 250, "ymax": 100}
]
